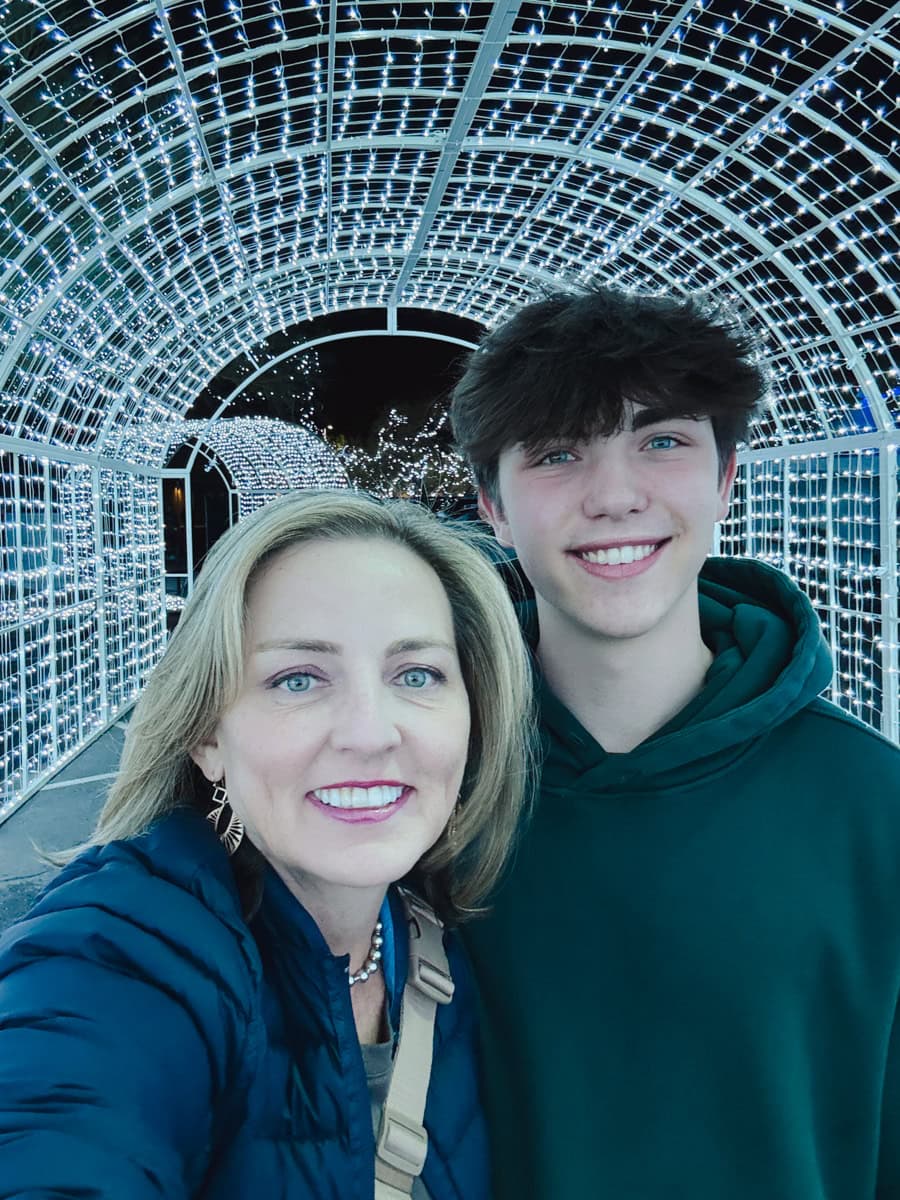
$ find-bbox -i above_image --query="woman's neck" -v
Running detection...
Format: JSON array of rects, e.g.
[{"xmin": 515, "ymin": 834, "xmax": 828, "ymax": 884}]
[{"xmin": 272, "ymin": 866, "xmax": 390, "ymax": 1043}]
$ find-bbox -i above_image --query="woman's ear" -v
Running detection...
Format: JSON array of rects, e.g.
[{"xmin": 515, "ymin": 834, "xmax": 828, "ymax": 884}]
[{"xmin": 190, "ymin": 735, "xmax": 223, "ymax": 785}]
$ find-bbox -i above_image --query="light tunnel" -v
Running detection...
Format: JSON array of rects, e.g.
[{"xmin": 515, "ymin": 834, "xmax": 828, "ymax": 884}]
[{"xmin": 0, "ymin": 0, "xmax": 898, "ymax": 818}]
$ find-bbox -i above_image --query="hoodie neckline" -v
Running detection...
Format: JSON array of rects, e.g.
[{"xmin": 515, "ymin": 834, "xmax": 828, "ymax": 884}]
[{"xmin": 536, "ymin": 557, "xmax": 833, "ymax": 793}]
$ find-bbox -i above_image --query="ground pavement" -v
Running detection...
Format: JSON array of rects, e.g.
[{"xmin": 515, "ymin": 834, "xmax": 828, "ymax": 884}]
[{"xmin": 0, "ymin": 718, "xmax": 128, "ymax": 930}]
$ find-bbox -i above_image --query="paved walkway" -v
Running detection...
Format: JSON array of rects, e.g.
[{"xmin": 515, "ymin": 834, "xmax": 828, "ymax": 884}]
[{"xmin": 0, "ymin": 718, "xmax": 129, "ymax": 930}]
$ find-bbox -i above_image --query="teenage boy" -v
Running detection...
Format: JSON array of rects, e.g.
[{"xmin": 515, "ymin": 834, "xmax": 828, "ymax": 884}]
[{"xmin": 450, "ymin": 283, "xmax": 900, "ymax": 1199}]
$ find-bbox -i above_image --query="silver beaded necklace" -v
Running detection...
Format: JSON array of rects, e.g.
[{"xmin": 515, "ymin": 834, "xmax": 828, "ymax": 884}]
[{"xmin": 347, "ymin": 920, "xmax": 384, "ymax": 986}]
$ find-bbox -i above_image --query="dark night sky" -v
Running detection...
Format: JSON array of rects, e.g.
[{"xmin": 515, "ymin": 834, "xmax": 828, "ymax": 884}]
[
  {"xmin": 188, "ymin": 309, "xmax": 483, "ymax": 449},
  {"xmin": 311, "ymin": 334, "xmax": 471, "ymax": 445}
]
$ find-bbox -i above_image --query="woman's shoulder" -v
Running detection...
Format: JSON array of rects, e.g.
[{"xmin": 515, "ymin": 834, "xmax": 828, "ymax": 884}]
[
  {"xmin": 386, "ymin": 885, "xmax": 479, "ymax": 1039},
  {"xmin": 1, "ymin": 808, "xmax": 261, "ymax": 1020},
  {"xmin": 0, "ymin": 809, "xmax": 265, "ymax": 1198}
]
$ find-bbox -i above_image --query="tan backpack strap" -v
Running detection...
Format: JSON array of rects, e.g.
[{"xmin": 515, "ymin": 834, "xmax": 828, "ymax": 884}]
[{"xmin": 374, "ymin": 889, "xmax": 455, "ymax": 1199}]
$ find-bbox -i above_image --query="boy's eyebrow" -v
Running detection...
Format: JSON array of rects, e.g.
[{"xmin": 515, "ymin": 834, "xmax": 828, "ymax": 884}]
[
  {"xmin": 629, "ymin": 407, "xmax": 700, "ymax": 431},
  {"xmin": 519, "ymin": 408, "xmax": 702, "ymax": 450}
]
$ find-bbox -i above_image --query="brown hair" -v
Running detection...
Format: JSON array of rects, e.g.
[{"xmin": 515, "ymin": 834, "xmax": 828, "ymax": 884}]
[
  {"xmin": 67, "ymin": 490, "xmax": 534, "ymax": 924},
  {"xmin": 450, "ymin": 281, "xmax": 768, "ymax": 500}
]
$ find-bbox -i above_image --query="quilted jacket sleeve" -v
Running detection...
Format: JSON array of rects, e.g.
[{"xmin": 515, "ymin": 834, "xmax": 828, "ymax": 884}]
[{"xmin": 0, "ymin": 846, "xmax": 258, "ymax": 1199}]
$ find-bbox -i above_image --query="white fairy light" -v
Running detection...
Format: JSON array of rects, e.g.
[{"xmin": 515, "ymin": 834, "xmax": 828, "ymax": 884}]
[
  {"xmin": 339, "ymin": 407, "xmax": 471, "ymax": 499},
  {"xmin": 719, "ymin": 444, "xmax": 890, "ymax": 729},
  {"xmin": 165, "ymin": 415, "xmax": 349, "ymax": 514},
  {"xmin": 0, "ymin": 453, "xmax": 165, "ymax": 819}
]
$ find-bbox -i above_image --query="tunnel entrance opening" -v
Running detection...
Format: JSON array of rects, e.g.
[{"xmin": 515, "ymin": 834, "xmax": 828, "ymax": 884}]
[{"xmin": 163, "ymin": 444, "xmax": 235, "ymax": 633}]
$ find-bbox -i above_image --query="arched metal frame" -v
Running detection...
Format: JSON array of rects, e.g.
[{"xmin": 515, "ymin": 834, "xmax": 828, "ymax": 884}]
[
  {"xmin": 0, "ymin": 0, "xmax": 898, "ymax": 815},
  {"xmin": 182, "ymin": 323, "xmax": 479, "ymax": 473},
  {"xmin": 171, "ymin": 413, "xmax": 349, "ymax": 511},
  {"xmin": 159, "ymin": 417, "xmax": 347, "ymax": 611},
  {"xmin": 161, "ymin": 435, "xmax": 238, "ymax": 609}
]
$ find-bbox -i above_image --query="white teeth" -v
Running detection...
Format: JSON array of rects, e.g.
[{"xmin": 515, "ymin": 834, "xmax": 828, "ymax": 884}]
[
  {"xmin": 312, "ymin": 785, "xmax": 405, "ymax": 809},
  {"xmin": 579, "ymin": 542, "xmax": 659, "ymax": 565}
]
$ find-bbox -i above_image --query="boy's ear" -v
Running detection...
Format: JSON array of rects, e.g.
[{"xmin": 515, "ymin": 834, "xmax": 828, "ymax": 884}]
[
  {"xmin": 478, "ymin": 487, "xmax": 515, "ymax": 548},
  {"xmin": 190, "ymin": 735, "xmax": 223, "ymax": 785},
  {"xmin": 716, "ymin": 451, "xmax": 739, "ymax": 521}
]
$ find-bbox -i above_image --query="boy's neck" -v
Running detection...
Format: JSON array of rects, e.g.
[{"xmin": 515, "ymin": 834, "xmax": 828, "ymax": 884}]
[{"xmin": 535, "ymin": 593, "xmax": 713, "ymax": 754}]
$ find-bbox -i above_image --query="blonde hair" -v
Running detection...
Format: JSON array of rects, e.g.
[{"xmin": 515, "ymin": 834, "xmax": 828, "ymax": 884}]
[{"xmin": 77, "ymin": 490, "xmax": 534, "ymax": 920}]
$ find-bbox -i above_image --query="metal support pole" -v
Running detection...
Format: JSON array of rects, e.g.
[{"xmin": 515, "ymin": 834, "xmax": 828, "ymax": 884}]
[
  {"xmin": 879, "ymin": 444, "xmax": 899, "ymax": 743},
  {"xmin": 184, "ymin": 470, "xmax": 194, "ymax": 594},
  {"xmin": 782, "ymin": 456, "xmax": 792, "ymax": 573},
  {"xmin": 824, "ymin": 453, "xmax": 841, "ymax": 708},
  {"xmin": 43, "ymin": 458, "xmax": 58, "ymax": 770},
  {"xmin": 91, "ymin": 466, "xmax": 110, "ymax": 725},
  {"xmin": 157, "ymin": 477, "xmax": 168, "ymax": 631},
  {"xmin": 745, "ymin": 462, "xmax": 755, "ymax": 560},
  {"xmin": 12, "ymin": 456, "xmax": 28, "ymax": 794},
  {"xmin": 72, "ymin": 468, "xmax": 85, "ymax": 745}
]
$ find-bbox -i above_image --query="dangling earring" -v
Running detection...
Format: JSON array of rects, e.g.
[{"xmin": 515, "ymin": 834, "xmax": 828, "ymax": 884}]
[{"xmin": 207, "ymin": 780, "xmax": 244, "ymax": 855}]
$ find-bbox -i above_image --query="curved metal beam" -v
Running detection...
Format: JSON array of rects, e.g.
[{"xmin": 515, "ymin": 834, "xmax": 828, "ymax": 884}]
[{"xmin": 386, "ymin": 0, "xmax": 523, "ymax": 305}]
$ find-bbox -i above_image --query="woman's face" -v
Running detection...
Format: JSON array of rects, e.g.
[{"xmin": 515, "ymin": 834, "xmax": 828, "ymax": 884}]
[{"xmin": 193, "ymin": 536, "xmax": 471, "ymax": 900}]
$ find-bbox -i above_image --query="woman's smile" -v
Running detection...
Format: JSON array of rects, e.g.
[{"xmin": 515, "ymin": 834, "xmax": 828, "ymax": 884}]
[{"xmin": 307, "ymin": 782, "xmax": 413, "ymax": 823}]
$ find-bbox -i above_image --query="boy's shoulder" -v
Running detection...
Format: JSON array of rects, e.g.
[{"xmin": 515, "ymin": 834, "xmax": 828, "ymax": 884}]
[
  {"xmin": 797, "ymin": 693, "xmax": 900, "ymax": 767},
  {"xmin": 771, "ymin": 693, "xmax": 900, "ymax": 818}
]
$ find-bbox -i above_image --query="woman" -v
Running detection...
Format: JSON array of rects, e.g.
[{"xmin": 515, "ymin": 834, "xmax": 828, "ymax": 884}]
[{"xmin": 0, "ymin": 490, "xmax": 533, "ymax": 1200}]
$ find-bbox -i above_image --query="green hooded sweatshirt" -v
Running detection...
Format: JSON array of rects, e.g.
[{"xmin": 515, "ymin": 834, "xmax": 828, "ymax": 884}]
[{"xmin": 465, "ymin": 557, "xmax": 900, "ymax": 1200}]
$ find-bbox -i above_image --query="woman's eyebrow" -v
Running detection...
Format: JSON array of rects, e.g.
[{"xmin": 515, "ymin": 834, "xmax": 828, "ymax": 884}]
[
  {"xmin": 252, "ymin": 638, "xmax": 455, "ymax": 655},
  {"xmin": 386, "ymin": 638, "xmax": 456, "ymax": 656},
  {"xmin": 253, "ymin": 639, "xmax": 340, "ymax": 654}
]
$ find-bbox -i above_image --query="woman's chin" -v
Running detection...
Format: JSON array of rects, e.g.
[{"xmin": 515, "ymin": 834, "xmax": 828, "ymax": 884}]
[{"xmin": 277, "ymin": 849, "xmax": 424, "ymax": 896}]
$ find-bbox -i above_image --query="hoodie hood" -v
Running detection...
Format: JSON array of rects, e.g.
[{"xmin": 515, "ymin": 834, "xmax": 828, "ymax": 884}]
[{"xmin": 538, "ymin": 556, "xmax": 833, "ymax": 794}]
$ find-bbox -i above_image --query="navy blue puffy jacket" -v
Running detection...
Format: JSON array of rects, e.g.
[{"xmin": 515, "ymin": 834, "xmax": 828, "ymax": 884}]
[{"xmin": 0, "ymin": 809, "xmax": 489, "ymax": 1199}]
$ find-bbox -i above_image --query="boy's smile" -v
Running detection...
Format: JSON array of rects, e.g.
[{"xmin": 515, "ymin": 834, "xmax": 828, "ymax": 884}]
[
  {"xmin": 480, "ymin": 404, "xmax": 736, "ymax": 647},
  {"xmin": 570, "ymin": 537, "xmax": 668, "ymax": 578}
]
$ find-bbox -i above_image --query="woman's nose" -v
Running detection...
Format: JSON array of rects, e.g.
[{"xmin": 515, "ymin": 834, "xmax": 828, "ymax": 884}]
[{"xmin": 328, "ymin": 682, "xmax": 402, "ymax": 755}]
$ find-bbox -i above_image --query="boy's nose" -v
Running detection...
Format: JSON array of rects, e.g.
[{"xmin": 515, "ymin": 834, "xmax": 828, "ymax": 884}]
[{"xmin": 580, "ymin": 457, "xmax": 649, "ymax": 519}]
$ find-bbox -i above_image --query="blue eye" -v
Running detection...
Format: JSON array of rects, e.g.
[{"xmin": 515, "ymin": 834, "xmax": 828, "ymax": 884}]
[
  {"xmin": 400, "ymin": 667, "xmax": 441, "ymax": 688},
  {"xmin": 538, "ymin": 449, "xmax": 576, "ymax": 465},
  {"xmin": 275, "ymin": 672, "xmax": 316, "ymax": 693},
  {"xmin": 646, "ymin": 435, "xmax": 679, "ymax": 450}
]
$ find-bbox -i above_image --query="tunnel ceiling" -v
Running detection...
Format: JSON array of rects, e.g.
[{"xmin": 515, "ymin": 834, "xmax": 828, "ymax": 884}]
[{"xmin": 0, "ymin": 0, "xmax": 898, "ymax": 464}]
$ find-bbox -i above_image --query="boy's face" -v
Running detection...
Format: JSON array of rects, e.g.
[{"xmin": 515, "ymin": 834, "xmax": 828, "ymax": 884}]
[{"xmin": 479, "ymin": 404, "xmax": 736, "ymax": 646}]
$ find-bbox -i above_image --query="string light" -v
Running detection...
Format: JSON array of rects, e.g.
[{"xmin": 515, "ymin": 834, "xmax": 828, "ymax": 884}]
[
  {"xmin": 165, "ymin": 415, "xmax": 349, "ymax": 514},
  {"xmin": 719, "ymin": 445, "xmax": 890, "ymax": 728},
  {"xmin": 0, "ymin": 452, "xmax": 164, "ymax": 818},
  {"xmin": 339, "ymin": 407, "xmax": 471, "ymax": 499}
]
